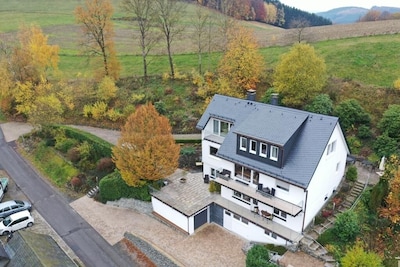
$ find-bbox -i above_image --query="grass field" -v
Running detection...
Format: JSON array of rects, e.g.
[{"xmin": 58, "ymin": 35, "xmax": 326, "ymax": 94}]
[{"xmin": 1, "ymin": 0, "xmax": 400, "ymax": 87}]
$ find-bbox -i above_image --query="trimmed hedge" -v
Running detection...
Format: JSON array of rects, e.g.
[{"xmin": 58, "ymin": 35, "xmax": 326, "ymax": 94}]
[
  {"xmin": 99, "ymin": 171, "xmax": 151, "ymax": 202},
  {"xmin": 61, "ymin": 126, "xmax": 113, "ymax": 161}
]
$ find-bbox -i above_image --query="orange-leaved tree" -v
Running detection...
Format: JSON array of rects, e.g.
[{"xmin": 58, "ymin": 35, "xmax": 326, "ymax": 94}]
[
  {"xmin": 75, "ymin": 0, "xmax": 120, "ymax": 80},
  {"xmin": 112, "ymin": 103, "xmax": 180, "ymax": 187},
  {"xmin": 217, "ymin": 25, "xmax": 264, "ymax": 97}
]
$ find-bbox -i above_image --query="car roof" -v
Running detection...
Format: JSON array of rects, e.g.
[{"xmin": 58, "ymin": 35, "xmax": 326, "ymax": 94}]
[
  {"xmin": 9, "ymin": 210, "xmax": 30, "ymax": 219},
  {"xmin": 0, "ymin": 200, "xmax": 18, "ymax": 208}
]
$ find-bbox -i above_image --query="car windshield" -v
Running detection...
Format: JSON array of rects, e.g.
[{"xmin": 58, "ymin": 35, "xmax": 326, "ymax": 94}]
[
  {"xmin": 15, "ymin": 200, "xmax": 24, "ymax": 205},
  {"xmin": 2, "ymin": 217, "xmax": 11, "ymax": 226}
]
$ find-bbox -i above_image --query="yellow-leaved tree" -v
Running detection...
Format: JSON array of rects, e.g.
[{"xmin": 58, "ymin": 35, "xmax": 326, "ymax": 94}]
[
  {"xmin": 75, "ymin": 0, "xmax": 120, "ymax": 81},
  {"xmin": 217, "ymin": 25, "xmax": 264, "ymax": 97},
  {"xmin": 112, "ymin": 103, "xmax": 180, "ymax": 187},
  {"xmin": 10, "ymin": 25, "xmax": 59, "ymax": 84},
  {"xmin": 273, "ymin": 43, "xmax": 327, "ymax": 108}
]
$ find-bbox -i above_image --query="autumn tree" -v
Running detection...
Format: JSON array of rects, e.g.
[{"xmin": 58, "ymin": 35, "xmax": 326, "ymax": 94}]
[
  {"xmin": 341, "ymin": 241, "xmax": 383, "ymax": 267},
  {"xmin": 379, "ymin": 168, "xmax": 400, "ymax": 224},
  {"xmin": 264, "ymin": 3, "xmax": 277, "ymax": 24},
  {"xmin": 251, "ymin": 0, "xmax": 266, "ymax": 22},
  {"xmin": 120, "ymin": 0, "xmax": 159, "ymax": 79},
  {"xmin": 154, "ymin": 0, "xmax": 186, "ymax": 79},
  {"xmin": 192, "ymin": 3, "xmax": 212, "ymax": 74},
  {"xmin": 112, "ymin": 103, "xmax": 180, "ymax": 187},
  {"xmin": 289, "ymin": 18, "xmax": 310, "ymax": 43},
  {"xmin": 75, "ymin": 0, "xmax": 120, "ymax": 80},
  {"xmin": 217, "ymin": 25, "xmax": 264, "ymax": 97},
  {"xmin": 14, "ymin": 81, "xmax": 64, "ymax": 126},
  {"xmin": 10, "ymin": 25, "xmax": 59, "ymax": 84},
  {"xmin": 273, "ymin": 43, "xmax": 326, "ymax": 108}
]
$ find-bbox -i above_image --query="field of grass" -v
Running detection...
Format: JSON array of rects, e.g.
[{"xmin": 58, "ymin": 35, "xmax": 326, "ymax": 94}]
[{"xmin": 1, "ymin": 0, "xmax": 400, "ymax": 87}]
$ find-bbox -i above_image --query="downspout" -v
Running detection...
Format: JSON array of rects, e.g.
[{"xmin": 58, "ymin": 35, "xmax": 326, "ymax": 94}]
[{"xmin": 302, "ymin": 189, "xmax": 308, "ymax": 233}]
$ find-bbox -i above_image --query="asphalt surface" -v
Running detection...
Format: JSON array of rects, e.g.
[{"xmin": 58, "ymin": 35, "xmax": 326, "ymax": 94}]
[{"xmin": 0, "ymin": 127, "xmax": 134, "ymax": 267}]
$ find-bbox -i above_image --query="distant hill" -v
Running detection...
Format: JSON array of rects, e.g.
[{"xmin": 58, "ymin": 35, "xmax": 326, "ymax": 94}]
[
  {"xmin": 317, "ymin": 7, "xmax": 368, "ymax": 24},
  {"xmin": 318, "ymin": 6, "xmax": 400, "ymax": 24}
]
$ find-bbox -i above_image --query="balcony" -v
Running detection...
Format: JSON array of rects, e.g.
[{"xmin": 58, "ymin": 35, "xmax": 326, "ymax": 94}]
[{"xmin": 215, "ymin": 177, "xmax": 302, "ymax": 216}]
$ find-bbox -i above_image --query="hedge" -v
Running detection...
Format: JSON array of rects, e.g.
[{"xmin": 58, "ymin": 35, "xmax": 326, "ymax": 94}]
[{"xmin": 99, "ymin": 171, "xmax": 151, "ymax": 202}]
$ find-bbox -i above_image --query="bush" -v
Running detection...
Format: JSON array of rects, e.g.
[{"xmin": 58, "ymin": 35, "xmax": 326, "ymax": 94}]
[
  {"xmin": 346, "ymin": 165, "xmax": 358, "ymax": 182},
  {"xmin": 55, "ymin": 138, "xmax": 78, "ymax": 153},
  {"xmin": 317, "ymin": 228, "xmax": 336, "ymax": 246},
  {"xmin": 246, "ymin": 245, "xmax": 271, "ymax": 267},
  {"xmin": 67, "ymin": 147, "xmax": 81, "ymax": 163},
  {"xmin": 99, "ymin": 171, "xmax": 151, "ymax": 202},
  {"xmin": 96, "ymin": 157, "xmax": 115, "ymax": 173},
  {"xmin": 332, "ymin": 211, "xmax": 360, "ymax": 244}
]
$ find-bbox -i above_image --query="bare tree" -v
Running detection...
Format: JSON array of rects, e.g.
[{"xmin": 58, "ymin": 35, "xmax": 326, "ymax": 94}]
[
  {"xmin": 192, "ymin": 3, "xmax": 211, "ymax": 74},
  {"xmin": 289, "ymin": 18, "xmax": 310, "ymax": 43},
  {"xmin": 120, "ymin": 0, "xmax": 160, "ymax": 80},
  {"xmin": 154, "ymin": 0, "xmax": 186, "ymax": 79}
]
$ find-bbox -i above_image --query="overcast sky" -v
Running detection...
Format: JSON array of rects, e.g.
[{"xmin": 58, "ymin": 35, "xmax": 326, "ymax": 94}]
[{"xmin": 279, "ymin": 0, "xmax": 400, "ymax": 13}]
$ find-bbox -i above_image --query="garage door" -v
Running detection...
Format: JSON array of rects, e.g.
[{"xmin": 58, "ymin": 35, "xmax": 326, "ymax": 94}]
[{"xmin": 194, "ymin": 208, "xmax": 208, "ymax": 230}]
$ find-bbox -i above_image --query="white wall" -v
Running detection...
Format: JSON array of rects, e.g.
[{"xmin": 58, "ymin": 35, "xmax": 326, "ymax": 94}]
[
  {"xmin": 152, "ymin": 197, "xmax": 189, "ymax": 233},
  {"xmin": 304, "ymin": 124, "xmax": 348, "ymax": 229},
  {"xmin": 223, "ymin": 209, "xmax": 289, "ymax": 246}
]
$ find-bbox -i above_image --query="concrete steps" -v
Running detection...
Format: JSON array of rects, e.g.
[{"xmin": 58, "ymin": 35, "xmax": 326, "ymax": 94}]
[{"xmin": 87, "ymin": 185, "xmax": 99, "ymax": 198}]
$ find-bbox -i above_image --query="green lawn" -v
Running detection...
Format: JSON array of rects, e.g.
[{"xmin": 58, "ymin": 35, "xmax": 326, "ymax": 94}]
[{"xmin": 1, "ymin": 0, "xmax": 400, "ymax": 87}]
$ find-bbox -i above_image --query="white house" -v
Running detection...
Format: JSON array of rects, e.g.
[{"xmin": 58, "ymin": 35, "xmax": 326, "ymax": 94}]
[{"xmin": 152, "ymin": 93, "xmax": 349, "ymax": 246}]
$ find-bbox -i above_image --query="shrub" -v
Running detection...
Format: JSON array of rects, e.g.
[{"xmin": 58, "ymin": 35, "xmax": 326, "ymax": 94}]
[
  {"xmin": 67, "ymin": 147, "xmax": 81, "ymax": 163},
  {"xmin": 55, "ymin": 138, "xmax": 78, "ymax": 153},
  {"xmin": 70, "ymin": 176, "xmax": 82, "ymax": 190},
  {"xmin": 246, "ymin": 244, "xmax": 271, "ymax": 267},
  {"xmin": 346, "ymin": 165, "xmax": 358, "ymax": 182},
  {"xmin": 332, "ymin": 211, "xmax": 360, "ymax": 244},
  {"xmin": 317, "ymin": 228, "xmax": 336, "ymax": 246},
  {"xmin": 96, "ymin": 157, "xmax": 115, "ymax": 173},
  {"xmin": 209, "ymin": 181, "xmax": 221, "ymax": 193},
  {"xmin": 99, "ymin": 171, "xmax": 151, "ymax": 202}
]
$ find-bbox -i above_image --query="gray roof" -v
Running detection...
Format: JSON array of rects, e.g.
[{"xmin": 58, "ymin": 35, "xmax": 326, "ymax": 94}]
[{"xmin": 196, "ymin": 94, "xmax": 341, "ymax": 188}]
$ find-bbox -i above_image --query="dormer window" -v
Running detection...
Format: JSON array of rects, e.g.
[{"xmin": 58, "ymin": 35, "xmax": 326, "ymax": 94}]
[
  {"xmin": 240, "ymin": 137, "xmax": 247, "ymax": 151},
  {"xmin": 213, "ymin": 119, "xmax": 231, "ymax": 137},
  {"xmin": 260, "ymin": 143, "xmax": 267, "ymax": 158},
  {"xmin": 270, "ymin": 145, "xmax": 279, "ymax": 161},
  {"xmin": 249, "ymin": 140, "xmax": 257, "ymax": 154}
]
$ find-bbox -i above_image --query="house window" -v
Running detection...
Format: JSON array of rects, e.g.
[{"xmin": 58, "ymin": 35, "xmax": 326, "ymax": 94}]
[
  {"xmin": 264, "ymin": 229, "xmax": 271, "ymax": 236},
  {"xmin": 235, "ymin": 165, "xmax": 251, "ymax": 182},
  {"xmin": 336, "ymin": 162, "xmax": 340, "ymax": 171},
  {"xmin": 233, "ymin": 214, "xmax": 240, "ymax": 220},
  {"xmin": 249, "ymin": 140, "xmax": 257, "ymax": 154},
  {"xmin": 276, "ymin": 180, "xmax": 289, "ymax": 192},
  {"xmin": 213, "ymin": 119, "xmax": 231, "ymax": 137},
  {"xmin": 210, "ymin": 168, "xmax": 217, "ymax": 178},
  {"xmin": 240, "ymin": 136, "xmax": 247, "ymax": 151},
  {"xmin": 271, "ymin": 233, "xmax": 277, "ymax": 239},
  {"xmin": 273, "ymin": 208, "xmax": 287, "ymax": 221},
  {"xmin": 210, "ymin": 146, "xmax": 218, "ymax": 156},
  {"xmin": 260, "ymin": 143, "xmax": 267, "ymax": 157},
  {"xmin": 270, "ymin": 146, "xmax": 279, "ymax": 161},
  {"xmin": 327, "ymin": 140, "xmax": 337, "ymax": 155},
  {"xmin": 252, "ymin": 171, "xmax": 259, "ymax": 185},
  {"xmin": 225, "ymin": 210, "xmax": 231, "ymax": 216},
  {"xmin": 233, "ymin": 190, "xmax": 251, "ymax": 204},
  {"xmin": 242, "ymin": 218, "xmax": 249, "ymax": 225}
]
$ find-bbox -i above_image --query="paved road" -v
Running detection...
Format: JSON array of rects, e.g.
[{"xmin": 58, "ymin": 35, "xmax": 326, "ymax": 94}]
[{"xmin": 0, "ymin": 129, "xmax": 134, "ymax": 267}]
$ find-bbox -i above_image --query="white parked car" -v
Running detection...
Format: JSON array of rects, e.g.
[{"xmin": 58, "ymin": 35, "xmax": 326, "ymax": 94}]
[{"xmin": 0, "ymin": 210, "xmax": 34, "ymax": 235}]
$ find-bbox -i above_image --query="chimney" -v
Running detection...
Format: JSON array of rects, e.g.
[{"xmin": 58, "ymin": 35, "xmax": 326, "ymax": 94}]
[
  {"xmin": 246, "ymin": 89, "xmax": 256, "ymax": 101},
  {"xmin": 270, "ymin": 93, "xmax": 279, "ymax": 106}
]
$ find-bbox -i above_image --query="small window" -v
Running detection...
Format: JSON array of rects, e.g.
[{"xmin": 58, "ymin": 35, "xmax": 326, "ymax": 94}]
[
  {"xmin": 240, "ymin": 137, "xmax": 247, "ymax": 151},
  {"xmin": 234, "ymin": 191, "xmax": 241, "ymax": 198},
  {"xmin": 249, "ymin": 140, "xmax": 257, "ymax": 154},
  {"xmin": 225, "ymin": 210, "xmax": 231, "ymax": 216},
  {"xmin": 273, "ymin": 208, "xmax": 279, "ymax": 215},
  {"xmin": 336, "ymin": 162, "xmax": 340, "ymax": 171},
  {"xmin": 260, "ymin": 143, "xmax": 267, "ymax": 157},
  {"xmin": 221, "ymin": 121, "xmax": 230, "ymax": 137},
  {"xmin": 242, "ymin": 218, "xmax": 249, "ymax": 225},
  {"xmin": 210, "ymin": 146, "xmax": 218, "ymax": 156},
  {"xmin": 271, "ymin": 232, "xmax": 277, "ymax": 239},
  {"xmin": 281, "ymin": 211, "xmax": 287, "ymax": 219},
  {"xmin": 243, "ymin": 194, "xmax": 251, "ymax": 202},
  {"xmin": 264, "ymin": 229, "xmax": 271, "ymax": 235},
  {"xmin": 331, "ymin": 140, "xmax": 337, "ymax": 152},
  {"xmin": 270, "ymin": 146, "xmax": 279, "ymax": 161},
  {"xmin": 213, "ymin": 119, "xmax": 219, "ymax": 135},
  {"xmin": 233, "ymin": 214, "xmax": 240, "ymax": 220}
]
